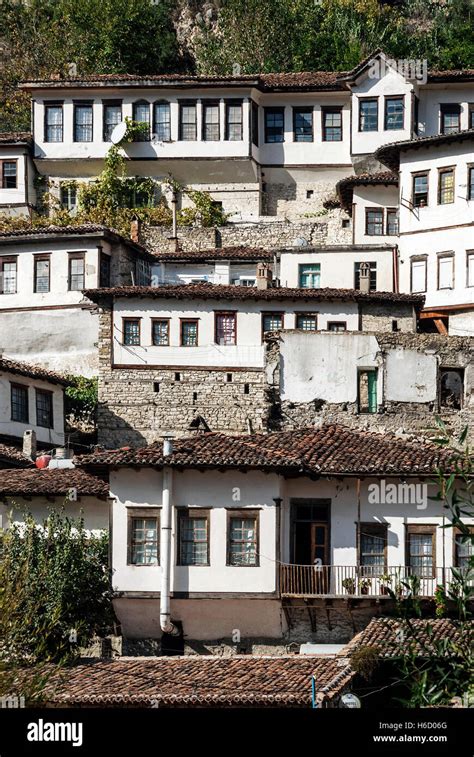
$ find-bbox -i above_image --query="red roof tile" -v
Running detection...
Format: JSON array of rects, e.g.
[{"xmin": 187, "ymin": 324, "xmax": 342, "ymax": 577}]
[
  {"xmin": 83, "ymin": 282, "xmax": 423, "ymax": 305},
  {"xmin": 0, "ymin": 442, "xmax": 34, "ymax": 468},
  {"xmin": 0, "ymin": 131, "xmax": 32, "ymax": 145},
  {"xmin": 0, "ymin": 224, "xmax": 152, "ymax": 258},
  {"xmin": 376, "ymin": 129, "xmax": 474, "ymax": 172},
  {"xmin": 345, "ymin": 617, "xmax": 473, "ymax": 658},
  {"xmin": 0, "ymin": 356, "xmax": 68, "ymax": 386},
  {"xmin": 336, "ymin": 172, "xmax": 398, "ymax": 212},
  {"xmin": 35, "ymin": 656, "xmax": 354, "ymax": 707},
  {"xmin": 78, "ymin": 424, "xmax": 452, "ymax": 476},
  {"xmin": 0, "ymin": 468, "xmax": 109, "ymax": 497},
  {"xmin": 152, "ymin": 245, "xmax": 273, "ymax": 262}
]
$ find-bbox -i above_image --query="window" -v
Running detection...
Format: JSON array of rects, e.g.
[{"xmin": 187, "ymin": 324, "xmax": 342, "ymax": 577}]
[
  {"xmin": 469, "ymin": 167, "xmax": 474, "ymax": 200},
  {"xmin": 179, "ymin": 102, "xmax": 197, "ymax": 141},
  {"xmin": 0, "ymin": 258, "xmax": 17, "ymax": 294},
  {"xmin": 129, "ymin": 514, "xmax": 159, "ymax": 565},
  {"xmin": 262, "ymin": 312, "xmax": 283, "ymax": 336},
  {"xmin": 360, "ymin": 524, "xmax": 387, "ymax": 575},
  {"xmin": 251, "ymin": 101, "xmax": 259, "ymax": 146},
  {"xmin": 440, "ymin": 103, "xmax": 460, "ymax": 134},
  {"xmin": 152, "ymin": 319, "xmax": 169, "ymax": 346},
  {"xmin": 132, "ymin": 101, "xmax": 150, "ymax": 141},
  {"xmin": 264, "ymin": 107, "xmax": 285, "ymax": 143},
  {"xmin": 355, "ymin": 262, "xmax": 377, "ymax": 291},
  {"xmin": 99, "ymin": 253, "xmax": 111, "ymax": 288},
  {"xmin": 296, "ymin": 313, "xmax": 317, "ymax": 331},
  {"xmin": 153, "ymin": 102, "xmax": 171, "ymax": 142},
  {"xmin": 358, "ymin": 369, "xmax": 377, "ymax": 414},
  {"xmin": 467, "ymin": 251, "xmax": 474, "ymax": 287},
  {"xmin": 225, "ymin": 101, "xmax": 243, "ymax": 141},
  {"xmin": 413, "ymin": 95, "xmax": 420, "ymax": 135},
  {"xmin": 438, "ymin": 168, "xmax": 455, "ymax": 204},
  {"xmin": 203, "ymin": 102, "xmax": 220, "ymax": 141},
  {"xmin": 359, "ymin": 99, "xmax": 378, "ymax": 131},
  {"xmin": 44, "ymin": 103, "xmax": 63, "ymax": 142},
  {"xmin": 470, "ymin": 105, "xmax": 474, "ymax": 130},
  {"xmin": 386, "ymin": 208, "xmax": 399, "ymax": 235},
  {"xmin": 36, "ymin": 389, "xmax": 53, "ymax": 429},
  {"xmin": 73, "ymin": 102, "xmax": 93, "ymax": 142},
  {"xmin": 293, "ymin": 107, "xmax": 313, "ymax": 142},
  {"xmin": 60, "ymin": 183, "xmax": 77, "ymax": 212},
  {"xmin": 437, "ymin": 254, "xmax": 454, "ymax": 289},
  {"xmin": 327, "ymin": 321, "xmax": 346, "ymax": 332},
  {"xmin": 34, "ymin": 256, "xmax": 50, "ymax": 293},
  {"xmin": 407, "ymin": 526, "xmax": 435, "ymax": 578},
  {"xmin": 454, "ymin": 529, "xmax": 473, "ymax": 572},
  {"xmin": 11, "ymin": 384, "xmax": 28, "ymax": 423},
  {"xmin": 384, "ymin": 96, "xmax": 404, "ymax": 130},
  {"xmin": 178, "ymin": 510, "xmax": 209, "ymax": 566},
  {"xmin": 411, "ymin": 257, "xmax": 427, "ymax": 293},
  {"xmin": 227, "ymin": 512, "xmax": 258, "ymax": 566},
  {"xmin": 365, "ymin": 208, "xmax": 383, "ymax": 236},
  {"xmin": 299, "ymin": 263, "xmax": 320, "ymax": 288},
  {"xmin": 103, "ymin": 102, "xmax": 122, "ymax": 141},
  {"xmin": 1, "ymin": 161, "xmax": 17, "ymax": 189},
  {"xmin": 440, "ymin": 368, "xmax": 463, "ymax": 410},
  {"xmin": 123, "ymin": 318, "xmax": 140, "ymax": 346},
  {"xmin": 181, "ymin": 319, "xmax": 198, "ymax": 346},
  {"xmin": 68, "ymin": 254, "xmax": 85, "ymax": 291},
  {"xmin": 134, "ymin": 259, "xmax": 151, "ymax": 286},
  {"xmin": 322, "ymin": 107, "xmax": 342, "ymax": 141},
  {"xmin": 215, "ymin": 312, "xmax": 236, "ymax": 345},
  {"xmin": 412, "ymin": 173, "xmax": 429, "ymax": 207}
]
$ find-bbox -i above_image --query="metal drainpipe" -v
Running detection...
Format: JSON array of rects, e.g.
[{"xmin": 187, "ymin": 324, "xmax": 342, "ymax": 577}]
[{"xmin": 160, "ymin": 437, "xmax": 179, "ymax": 635}]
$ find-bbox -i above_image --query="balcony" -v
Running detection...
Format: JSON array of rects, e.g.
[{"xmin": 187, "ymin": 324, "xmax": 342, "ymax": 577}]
[{"xmin": 279, "ymin": 564, "xmax": 464, "ymax": 598}]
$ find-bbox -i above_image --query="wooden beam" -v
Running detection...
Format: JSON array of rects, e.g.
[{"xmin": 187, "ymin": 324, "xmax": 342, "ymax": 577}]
[{"xmin": 433, "ymin": 318, "xmax": 449, "ymax": 335}]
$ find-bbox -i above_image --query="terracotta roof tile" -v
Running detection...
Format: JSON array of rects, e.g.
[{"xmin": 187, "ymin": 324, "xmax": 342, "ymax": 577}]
[
  {"xmin": 0, "ymin": 442, "xmax": 34, "ymax": 468},
  {"xmin": 345, "ymin": 617, "xmax": 473, "ymax": 658},
  {"xmin": 0, "ymin": 224, "xmax": 152, "ymax": 258},
  {"xmin": 78, "ymin": 424, "xmax": 452, "ymax": 476},
  {"xmin": 376, "ymin": 129, "xmax": 474, "ymax": 172},
  {"xmin": 152, "ymin": 246, "xmax": 273, "ymax": 262},
  {"xmin": 0, "ymin": 468, "xmax": 109, "ymax": 497},
  {"xmin": 336, "ymin": 172, "xmax": 398, "ymax": 212},
  {"xmin": 0, "ymin": 356, "xmax": 68, "ymax": 386},
  {"xmin": 35, "ymin": 656, "xmax": 354, "ymax": 707},
  {"xmin": 83, "ymin": 282, "xmax": 423, "ymax": 305},
  {"xmin": 0, "ymin": 131, "xmax": 32, "ymax": 145}
]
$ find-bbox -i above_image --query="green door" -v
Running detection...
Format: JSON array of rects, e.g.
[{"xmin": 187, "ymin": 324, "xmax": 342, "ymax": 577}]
[{"xmin": 367, "ymin": 371, "xmax": 377, "ymax": 413}]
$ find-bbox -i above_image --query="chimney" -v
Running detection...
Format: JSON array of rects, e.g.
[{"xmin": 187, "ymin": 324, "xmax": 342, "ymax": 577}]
[
  {"xmin": 163, "ymin": 436, "xmax": 173, "ymax": 457},
  {"xmin": 23, "ymin": 430, "xmax": 37, "ymax": 461},
  {"xmin": 359, "ymin": 262, "xmax": 371, "ymax": 293},
  {"xmin": 256, "ymin": 262, "xmax": 273, "ymax": 291},
  {"xmin": 130, "ymin": 216, "xmax": 142, "ymax": 244}
]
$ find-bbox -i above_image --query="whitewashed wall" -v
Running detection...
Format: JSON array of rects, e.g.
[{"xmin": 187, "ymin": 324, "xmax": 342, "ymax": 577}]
[
  {"xmin": 0, "ymin": 148, "xmax": 34, "ymax": 212},
  {"xmin": 0, "ymin": 496, "xmax": 108, "ymax": 535},
  {"xmin": 0, "ymin": 368, "xmax": 65, "ymax": 445},
  {"xmin": 279, "ymin": 247, "xmax": 394, "ymax": 290},
  {"xmin": 352, "ymin": 185, "xmax": 400, "ymax": 246}
]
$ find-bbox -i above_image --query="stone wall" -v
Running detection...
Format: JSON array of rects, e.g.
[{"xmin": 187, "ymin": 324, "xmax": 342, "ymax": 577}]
[{"xmin": 360, "ymin": 303, "xmax": 415, "ymax": 333}]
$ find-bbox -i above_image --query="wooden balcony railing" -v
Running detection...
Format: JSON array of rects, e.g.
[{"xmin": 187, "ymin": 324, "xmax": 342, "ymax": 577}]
[{"xmin": 280, "ymin": 564, "xmax": 468, "ymax": 598}]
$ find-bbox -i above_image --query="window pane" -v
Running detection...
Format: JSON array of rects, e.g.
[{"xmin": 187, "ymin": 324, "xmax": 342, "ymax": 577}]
[
  {"xmin": 74, "ymin": 105, "xmax": 93, "ymax": 142},
  {"xmin": 226, "ymin": 104, "xmax": 242, "ymax": 141},
  {"xmin": 361, "ymin": 531, "xmax": 385, "ymax": 573},
  {"xmin": 3, "ymin": 162, "xmax": 17, "ymax": 188},
  {"xmin": 153, "ymin": 102, "xmax": 171, "ymax": 141},
  {"xmin": 103, "ymin": 104, "xmax": 121, "ymax": 141},
  {"xmin": 366, "ymin": 210, "xmax": 383, "ymax": 235},
  {"xmin": 360, "ymin": 100, "xmax": 377, "ymax": 131},
  {"xmin": 180, "ymin": 104, "xmax": 197, "ymax": 140},
  {"xmin": 323, "ymin": 110, "xmax": 342, "ymax": 141},
  {"xmin": 299, "ymin": 263, "xmax": 320, "ymax": 288},
  {"xmin": 36, "ymin": 390, "xmax": 52, "ymax": 428},
  {"xmin": 35, "ymin": 259, "xmax": 50, "ymax": 292},
  {"xmin": 133, "ymin": 102, "xmax": 150, "ymax": 140},
  {"xmin": 69, "ymin": 257, "xmax": 85, "ymax": 290},
  {"xmin": 387, "ymin": 210, "xmax": 399, "ymax": 235},
  {"xmin": 1, "ymin": 260, "xmax": 17, "ymax": 293},
  {"xmin": 45, "ymin": 106, "xmax": 63, "ymax": 142},
  {"xmin": 124, "ymin": 320, "xmax": 140, "ymax": 345},
  {"xmin": 413, "ymin": 174, "xmax": 428, "ymax": 206},
  {"xmin": 439, "ymin": 171, "xmax": 454, "ymax": 204},
  {"xmin": 265, "ymin": 109, "xmax": 284, "ymax": 142},
  {"xmin": 152, "ymin": 320, "xmax": 169, "ymax": 345},
  {"xmin": 409, "ymin": 533, "xmax": 433, "ymax": 577},
  {"xmin": 441, "ymin": 105, "xmax": 460, "ymax": 134},
  {"xmin": 131, "ymin": 517, "xmax": 158, "ymax": 565},
  {"xmin": 216, "ymin": 314, "xmax": 236, "ymax": 345},
  {"xmin": 294, "ymin": 108, "xmax": 313, "ymax": 142},
  {"xmin": 180, "ymin": 515, "xmax": 208, "ymax": 565},
  {"xmin": 203, "ymin": 104, "xmax": 220, "ymax": 141},
  {"xmin": 296, "ymin": 314, "xmax": 317, "ymax": 331},
  {"xmin": 181, "ymin": 320, "xmax": 198, "ymax": 346},
  {"xmin": 262, "ymin": 313, "xmax": 282, "ymax": 332},
  {"xmin": 229, "ymin": 517, "xmax": 257, "ymax": 566},
  {"xmin": 60, "ymin": 184, "xmax": 77, "ymax": 211},
  {"xmin": 11, "ymin": 385, "xmax": 28, "ymax": 422},
  {"xmin": 455, "ymin": 534, "xmax": 473, "ymax": 571},
  {"xmin": 385, "ymin": 98, "xmax": 404, "ymax": 130}
]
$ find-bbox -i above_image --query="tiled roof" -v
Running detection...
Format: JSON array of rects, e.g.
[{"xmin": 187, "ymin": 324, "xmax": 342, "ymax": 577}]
[
  {"xmin": 36, "ymin": 656, "xmax": 354, "ymax": 707},
  {"xmin": 336, "ymin": 172, "xmax": 398, "ymax": 212},
  {"xmin": 83, "ymin": 282, "xmax": 423, "ymax": 305},
  {"xmin": 0, "ymin": 224, "xmax": 152, "ymax": 258},
  {"xmin": 428, "ymin": 69, "xmax": 474, "ymax": 82},
  {"xmin": 0, "ymin": 356, "xmax": 68, "ymax": 386},
  {"xmin": 0, "ymin": 442, "xmax": 34, "ymax": 468},
  {"xmin": 152, "ymin": 245, "xmax": 273, "ymax": 262},
  {"xmin": 77, "ymin": 424, "xmax": 452, "ymax": 476},
  {"xmin": 375, "ymin": 129, "xmax": 474, "ymax": 172},
  {"xmin": 345, "ymin": 617, "xmax": 474, "ymax": 658},
  {"xmin": 0, "ymin": 131, "xmax": 32, "ymax": 145},
  {"xmin": 0, "ymin": 468, "xmax": 109, "ymax": 497}
]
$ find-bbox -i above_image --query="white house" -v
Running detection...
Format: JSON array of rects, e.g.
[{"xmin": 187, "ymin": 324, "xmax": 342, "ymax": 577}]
[
  {"xmin": 0, "ymin": 224, "xmax": 154, "ymax": 375},
  {"xmin": 152, "ymin": 245, "xmax": 274, "ymax": 287},
  {"xmin": 0, "ymin": 356, "xmax": 67, "ymax": 451},
  {"xmin": 0, "ymin": 132, "xmax": 37, "ymax": 217},
  {"xmin": 77, "ymin": 425, "xmax": 473, "ymax": 646}
]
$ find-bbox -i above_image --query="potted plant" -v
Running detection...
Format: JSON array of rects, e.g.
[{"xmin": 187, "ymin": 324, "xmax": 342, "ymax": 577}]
[
  {"xmin": 359, "ymin": 578, "xmax": 371, "ymax": 595},
  {"xmin": 379, "ymin": 573, "xmax": 392, "ymax": 595},
  {"xmin": 342, "ymin": 577, "xmax": 356, "ymax": 595}
]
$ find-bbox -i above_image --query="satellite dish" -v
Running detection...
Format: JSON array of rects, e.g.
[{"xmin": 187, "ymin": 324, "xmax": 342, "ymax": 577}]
[
  {"xmin": 339, "ymin": 693, "xmax": 361, "ymax": 709},
  {"xmin": 110, "ymin": 121, "xmax": 128, "ymax": 145}
]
